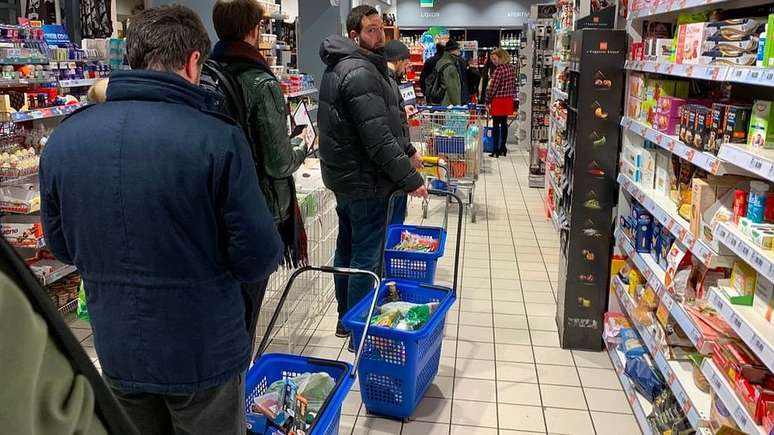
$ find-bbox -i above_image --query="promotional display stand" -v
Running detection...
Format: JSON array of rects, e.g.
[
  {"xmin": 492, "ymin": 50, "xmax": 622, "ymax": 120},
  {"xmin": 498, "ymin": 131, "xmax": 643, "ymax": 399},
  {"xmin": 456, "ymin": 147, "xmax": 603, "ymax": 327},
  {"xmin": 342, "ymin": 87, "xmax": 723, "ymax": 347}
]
[{"xmin": 555, "ymin": 29, "xmax": 626, "ymax": 351}]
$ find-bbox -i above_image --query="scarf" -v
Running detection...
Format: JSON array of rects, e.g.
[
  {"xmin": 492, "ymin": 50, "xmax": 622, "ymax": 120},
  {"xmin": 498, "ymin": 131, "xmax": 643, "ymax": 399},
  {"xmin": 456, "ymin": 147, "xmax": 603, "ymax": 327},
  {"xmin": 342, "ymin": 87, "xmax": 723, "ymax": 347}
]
[{"xmin": 212, "ymin": 40, "xmax": 308, "ymax": 268}]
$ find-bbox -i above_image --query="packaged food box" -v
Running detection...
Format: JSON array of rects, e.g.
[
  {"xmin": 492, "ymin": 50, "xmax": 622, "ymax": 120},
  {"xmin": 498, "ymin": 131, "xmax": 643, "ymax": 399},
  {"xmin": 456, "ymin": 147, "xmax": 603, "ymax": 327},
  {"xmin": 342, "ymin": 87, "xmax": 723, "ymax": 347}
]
[
  {"xmin": 677, "ymin": 22, "xmax": 708, "ymax": 64},
  {"xmin": 699, "ymin": 53, "xmax": 757, "ymax": 66},
  {"xmin": 652, "ymin": 222, "xmax": 662, "ymax": 262},
  {"xmin": 764, "ymin": 14, "xmax": 774, "ymax": 68},
  {"xmin": 712, "ymin": 340, "xmax": 770, "ymax": 385},
  {"xmin": 654, "ymin": 112, "xmax": 681, "ymax": 135},
  {"xmin": 657, "ymin": 96, "xmax": 686, "ymax": 118},
  {"xmin": 690, "ymin": 176, "xmax": 738, "ymax": 238},
  {"xmin": 627, "ymin": 96, "xmax": 642, "ymax": 119},
  {"xmin": 735, "ymin": 377, "xmax": 774, "ymax": 425},
  {"xmin": 723, "ymin": 104, "xmax": 752, "ymax": 144},
  {"xmin": 654, "ymin": 148, "xmax": 673, "ymax": 199},
  {"xmin": 730, "ymin": 260, "xmax": 757, "ymax": 306},
  {"xmin": 706, "ymin": 18, "xmax": 764, "ymax": 41},
  {"xmin": 620, "ymin": 159, "xmax": 641, "ymax": 183},
  {"xmin": 749, "ymin": 100, "xmax": 774, "ymax": 150},
  {"xmin": 0, "ymin": 214, "xmax": 42, "ymax": 249},
  {"xmin": 702, "ymin": 38, "xmax": 759, "ymax": 52},
  {"xmin": 708, "ymin": 103, "xmax": 728, "ymax": 154},
  {"xmin": 754, "ymin": 275, "xmax": 774, "ymax": 324}
]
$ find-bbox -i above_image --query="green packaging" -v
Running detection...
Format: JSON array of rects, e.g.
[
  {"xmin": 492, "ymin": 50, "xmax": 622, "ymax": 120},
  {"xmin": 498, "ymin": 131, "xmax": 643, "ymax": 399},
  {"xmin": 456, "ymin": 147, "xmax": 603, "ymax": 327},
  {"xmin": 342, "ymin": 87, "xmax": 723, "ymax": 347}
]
[
  {"xmin": 748, "ymin": 100, "xmax": 774, "ymax": 150},
  {"xmin": 765, "ymin": 14, "xmax": 774, "ymax": 67}
]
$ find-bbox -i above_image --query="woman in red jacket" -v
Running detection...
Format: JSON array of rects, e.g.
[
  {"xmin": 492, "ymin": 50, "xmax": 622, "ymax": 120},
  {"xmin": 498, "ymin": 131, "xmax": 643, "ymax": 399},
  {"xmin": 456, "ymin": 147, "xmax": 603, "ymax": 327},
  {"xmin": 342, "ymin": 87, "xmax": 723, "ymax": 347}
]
[{"xmin": 486, "ymin": 48, "xmax": 517, "ymax": 158}]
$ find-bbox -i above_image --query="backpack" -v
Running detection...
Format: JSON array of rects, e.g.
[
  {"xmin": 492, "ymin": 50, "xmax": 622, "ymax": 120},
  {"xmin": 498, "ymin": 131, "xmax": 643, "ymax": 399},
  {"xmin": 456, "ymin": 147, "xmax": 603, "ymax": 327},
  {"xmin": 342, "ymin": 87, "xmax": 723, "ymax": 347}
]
[
  {"xmin": 425, "ymin": 62, "xmax": 454, "ymax": 105},
  {"xmin": 200, "ymin": 59, "xmax": 255, "ymax": 144}
]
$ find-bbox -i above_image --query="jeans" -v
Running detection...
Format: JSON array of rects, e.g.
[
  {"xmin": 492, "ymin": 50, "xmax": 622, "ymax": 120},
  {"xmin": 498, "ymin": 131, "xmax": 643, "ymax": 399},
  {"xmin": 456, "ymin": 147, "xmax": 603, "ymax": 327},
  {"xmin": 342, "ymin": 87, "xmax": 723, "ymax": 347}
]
[
  {"xmin": 390, "ymin": 192, "xmax": 408, "ymax": 226},
  {"xmin": 492, "ymin": 116, "xmax": 509, "ymax": 156},
  {"xmin": 333, "ymin": 194, "xmax": 389, "ymax": 318},
  {"xmin": 111, "ymin": 374, "xmax": 245, "ymax": 435}
]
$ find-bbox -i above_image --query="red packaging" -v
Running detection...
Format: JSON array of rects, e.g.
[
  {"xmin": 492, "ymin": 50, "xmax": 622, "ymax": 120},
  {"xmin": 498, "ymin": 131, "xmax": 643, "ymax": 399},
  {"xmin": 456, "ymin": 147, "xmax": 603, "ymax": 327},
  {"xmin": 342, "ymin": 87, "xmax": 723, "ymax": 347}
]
[
  {"xmin": 765, "ymin": 193, "xmax": 774, "ymax": 223},
  {"xmin": 713, "ymin": 341, "xmax": 769, "ymax": 385},
  {"xmin": 735, "ymin": 377, "xmax": 774, "ymax": 424},
  {"xmin": 631, "ymin": 42, "xmax": 644, "ymax": 60},
  {"xmin": 734, "ymin": 189, "xmax": 748, "ymax": 224},
  {"xmin": 763, "ymin": 402, "xmax": 774, "ymax": 433}
]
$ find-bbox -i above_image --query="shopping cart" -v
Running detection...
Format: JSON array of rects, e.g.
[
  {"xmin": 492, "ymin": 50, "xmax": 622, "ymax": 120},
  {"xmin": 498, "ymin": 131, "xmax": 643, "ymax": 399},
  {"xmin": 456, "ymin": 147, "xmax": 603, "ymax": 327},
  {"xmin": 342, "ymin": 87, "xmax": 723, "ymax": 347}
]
[
  {"xmin": 416, "ymin": 156, "xmax": 451, "ymax": 221},
  {"xmin": 246, "ymin": 266, "xmax": 380, "ymax": 435},
  {"xmin": 382, "ymin": 188, "xmax": 450, "ymax": 284},
  {"xmin": 341, "ymin": 189, "xmax": 462, "ymax": 420},
  {"xmin": 412, "ymin": 105, "xmax": 485, "ymax": 223}
]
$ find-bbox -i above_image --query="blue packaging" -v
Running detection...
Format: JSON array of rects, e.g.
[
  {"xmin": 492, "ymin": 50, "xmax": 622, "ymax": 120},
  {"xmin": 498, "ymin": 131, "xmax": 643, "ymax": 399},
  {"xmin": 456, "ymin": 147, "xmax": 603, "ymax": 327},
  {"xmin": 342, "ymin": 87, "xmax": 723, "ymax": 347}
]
[
  {"xmin": 659, "ymin": 229, "xmax": 674, "ymax": 271},
  {"xmin": 651, "ymin": 222, "xmax": 662, "ymax": 263},
  {"xmin": 635, "ymin": 213, "xmax": 653, "ymax": 253}
]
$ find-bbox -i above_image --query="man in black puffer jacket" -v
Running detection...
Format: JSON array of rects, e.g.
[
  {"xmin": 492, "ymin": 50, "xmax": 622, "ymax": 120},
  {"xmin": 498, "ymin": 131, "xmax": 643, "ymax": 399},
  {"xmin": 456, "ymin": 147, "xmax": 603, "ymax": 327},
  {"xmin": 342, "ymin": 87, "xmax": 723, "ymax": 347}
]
[{"xmin": 318, "ymin": 5, "xmax": 427, "ymax": 349}]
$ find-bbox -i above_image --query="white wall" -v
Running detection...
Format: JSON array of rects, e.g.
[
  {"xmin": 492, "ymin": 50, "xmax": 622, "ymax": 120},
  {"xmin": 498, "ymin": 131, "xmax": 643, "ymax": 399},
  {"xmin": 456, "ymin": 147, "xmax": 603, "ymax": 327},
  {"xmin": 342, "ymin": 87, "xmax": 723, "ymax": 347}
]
[
  {"xmin": 354, "ymin": 0, "xmax": 396, "ymax": 14},
  {"xmin": 281, "ymin": 0, "xmax": 298, "ymax": 21}
]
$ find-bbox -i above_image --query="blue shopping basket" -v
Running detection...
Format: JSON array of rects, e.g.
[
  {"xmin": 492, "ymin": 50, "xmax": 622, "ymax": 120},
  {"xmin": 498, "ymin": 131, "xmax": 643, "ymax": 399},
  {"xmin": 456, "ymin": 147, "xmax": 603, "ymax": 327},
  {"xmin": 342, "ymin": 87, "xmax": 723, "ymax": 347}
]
[
  {"xmin": 246, "ymin": 266, "xmax": 381, "ymax": 435},
  {"xmin": 343, "ymin": 190, "xmax": 463, "ymax": 420},
  {"xmin": 383, "ymin": 188, "xmax": 451, "ymax": 284}
]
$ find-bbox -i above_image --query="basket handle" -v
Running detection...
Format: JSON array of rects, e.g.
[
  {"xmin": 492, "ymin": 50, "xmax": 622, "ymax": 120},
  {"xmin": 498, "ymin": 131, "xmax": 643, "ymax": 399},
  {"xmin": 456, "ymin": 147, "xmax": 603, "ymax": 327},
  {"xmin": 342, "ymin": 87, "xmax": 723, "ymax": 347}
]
[
  {"xmin": 427, "ymin": 189, "xmax": 463, "ymax": 297},
  {"xmin": 254, "ymin": 266, "xmax": 380, "ymax": 377}
]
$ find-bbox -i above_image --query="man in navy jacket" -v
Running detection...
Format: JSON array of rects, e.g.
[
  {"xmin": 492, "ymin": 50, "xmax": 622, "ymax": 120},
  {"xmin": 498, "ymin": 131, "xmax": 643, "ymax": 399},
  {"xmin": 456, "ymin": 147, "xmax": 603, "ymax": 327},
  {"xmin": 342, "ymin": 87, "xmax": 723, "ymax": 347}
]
[{"xmin": 39, "ymin": 6, "xmax": 283, "ymax": 434}]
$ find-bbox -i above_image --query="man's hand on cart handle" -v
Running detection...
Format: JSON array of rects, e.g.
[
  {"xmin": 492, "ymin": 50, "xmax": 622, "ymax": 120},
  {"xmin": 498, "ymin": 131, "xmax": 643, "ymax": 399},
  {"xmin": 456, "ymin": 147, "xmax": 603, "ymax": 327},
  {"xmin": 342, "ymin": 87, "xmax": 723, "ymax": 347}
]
[
  {"xmin": 409, "ymin": 185, "xmax": 429, "ymax": 199},
  {"xmin": 411, "ymin": 151, "xmax": 424, "ymax": 169}
]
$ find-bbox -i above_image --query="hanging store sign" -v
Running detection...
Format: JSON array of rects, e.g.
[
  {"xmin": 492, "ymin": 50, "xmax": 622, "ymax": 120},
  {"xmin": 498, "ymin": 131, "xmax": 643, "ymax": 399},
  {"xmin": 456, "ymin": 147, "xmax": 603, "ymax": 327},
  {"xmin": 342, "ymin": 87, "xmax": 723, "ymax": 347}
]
[
  {"xmin": 43, "ymin": 24, "xmax": 70, "ymax": 47},
  {"xmin": 420, "ymin": 0, "xmax": 433, "ymax": 7},
  {"xmin": 397, "ymin": 0, "xmax": 540, "ymax": 27}
]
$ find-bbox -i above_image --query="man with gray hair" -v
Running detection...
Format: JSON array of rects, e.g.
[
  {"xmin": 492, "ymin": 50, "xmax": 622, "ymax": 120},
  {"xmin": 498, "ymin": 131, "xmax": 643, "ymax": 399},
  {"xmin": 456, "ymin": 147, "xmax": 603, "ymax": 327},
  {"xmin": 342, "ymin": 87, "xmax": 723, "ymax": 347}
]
[{"xmin": 39, "ymin": 5, "xmax": 283, "ymax": 434}]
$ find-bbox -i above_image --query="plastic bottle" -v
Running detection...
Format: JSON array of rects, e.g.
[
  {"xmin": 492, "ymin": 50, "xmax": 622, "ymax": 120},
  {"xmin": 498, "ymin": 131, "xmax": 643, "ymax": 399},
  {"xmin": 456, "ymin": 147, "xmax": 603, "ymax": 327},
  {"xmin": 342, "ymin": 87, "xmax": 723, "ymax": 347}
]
[
  {"xmin": 747, "ymin": 181, "xmax": 769, "ymax": 224},
  {"xmin": 757, "ymin": 26, "xmax": 767, "ymax": 68}
]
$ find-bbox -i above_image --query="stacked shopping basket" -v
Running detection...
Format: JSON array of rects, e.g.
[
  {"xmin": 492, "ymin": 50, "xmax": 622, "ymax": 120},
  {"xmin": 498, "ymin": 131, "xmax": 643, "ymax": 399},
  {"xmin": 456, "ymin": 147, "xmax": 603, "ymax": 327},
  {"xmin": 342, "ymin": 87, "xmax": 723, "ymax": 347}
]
[{"xmin": 342, "ymin": 189, "xmax": 462, "ymax": 420}]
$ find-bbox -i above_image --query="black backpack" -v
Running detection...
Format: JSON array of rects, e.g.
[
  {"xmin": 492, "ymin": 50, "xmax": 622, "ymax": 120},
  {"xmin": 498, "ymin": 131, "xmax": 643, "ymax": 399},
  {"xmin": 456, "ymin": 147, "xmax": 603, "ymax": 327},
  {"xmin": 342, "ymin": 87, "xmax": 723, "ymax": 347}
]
[
  {"xmin": 200, "ymin": 59, "xmax": 255, "ymax": 144},
  {"xmin": 425, "ymin": 62, "xmax": 454, "ymax": 105}
]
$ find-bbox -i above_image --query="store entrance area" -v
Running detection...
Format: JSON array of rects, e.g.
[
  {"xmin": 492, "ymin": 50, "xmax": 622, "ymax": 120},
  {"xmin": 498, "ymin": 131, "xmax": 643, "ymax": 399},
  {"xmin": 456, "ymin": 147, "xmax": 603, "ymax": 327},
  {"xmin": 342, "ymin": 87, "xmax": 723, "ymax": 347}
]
[{"xmin": 67, "ymin": 143, "xmax": 639, "ymax": 435}]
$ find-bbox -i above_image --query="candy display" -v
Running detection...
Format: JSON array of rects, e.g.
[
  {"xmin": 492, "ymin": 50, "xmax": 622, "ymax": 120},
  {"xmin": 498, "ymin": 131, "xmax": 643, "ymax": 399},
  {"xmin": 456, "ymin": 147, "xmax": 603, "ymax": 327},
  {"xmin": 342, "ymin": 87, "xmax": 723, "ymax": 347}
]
[{"xmin": 390, "ymin": 230, "xmax": 440, "ymax": 253}]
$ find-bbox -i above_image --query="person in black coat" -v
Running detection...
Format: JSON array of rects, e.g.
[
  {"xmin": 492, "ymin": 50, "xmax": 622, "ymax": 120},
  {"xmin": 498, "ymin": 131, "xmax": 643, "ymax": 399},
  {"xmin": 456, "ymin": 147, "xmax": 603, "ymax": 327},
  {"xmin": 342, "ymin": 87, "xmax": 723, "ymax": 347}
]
[
  {"xmin": 466, "ymin": 58, "xmax": 482, "ymax": 102},
  {"xmin": 317, "ymin": 6, "xmax": 427, "ymax": 348}
]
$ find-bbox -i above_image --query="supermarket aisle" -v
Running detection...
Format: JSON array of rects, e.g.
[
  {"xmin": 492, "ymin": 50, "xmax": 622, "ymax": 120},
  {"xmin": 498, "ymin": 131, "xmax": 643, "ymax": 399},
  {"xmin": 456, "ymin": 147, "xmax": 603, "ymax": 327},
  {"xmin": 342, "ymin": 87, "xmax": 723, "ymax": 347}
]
[
  {"xmin": 67, "ymin": 143, "xmax": 641, "ymax": 434},
  {"xmin": 303, "ymin": 143, "xmax": 642, "ymax": 435}
]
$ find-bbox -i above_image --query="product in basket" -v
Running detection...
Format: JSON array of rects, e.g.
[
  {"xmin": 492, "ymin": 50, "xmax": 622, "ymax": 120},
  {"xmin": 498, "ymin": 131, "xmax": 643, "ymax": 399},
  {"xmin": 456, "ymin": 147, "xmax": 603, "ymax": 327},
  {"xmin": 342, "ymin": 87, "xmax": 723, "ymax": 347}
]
[
  {"xmin": 250, "ymin": 372, "xmax": 335, "ymax": 434},
  {"xmin": 370, "ymin": 300, "xmax": 440, "ymax": 331},
  {"xmin": 391, "ymin": 230, "xmax": 439, "ymax": 253}
]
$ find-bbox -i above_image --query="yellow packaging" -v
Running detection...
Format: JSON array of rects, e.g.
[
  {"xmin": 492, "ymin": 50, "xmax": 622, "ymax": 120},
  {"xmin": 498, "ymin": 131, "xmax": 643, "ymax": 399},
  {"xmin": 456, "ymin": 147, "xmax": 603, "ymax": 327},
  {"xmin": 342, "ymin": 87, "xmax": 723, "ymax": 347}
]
[
  {"xmin": 629, "ymin": 269, "xmax": 642, "ymax": 297},
  {"xmin": 730, "ymin": 261, "xmax": 757, "ymax": 306}
]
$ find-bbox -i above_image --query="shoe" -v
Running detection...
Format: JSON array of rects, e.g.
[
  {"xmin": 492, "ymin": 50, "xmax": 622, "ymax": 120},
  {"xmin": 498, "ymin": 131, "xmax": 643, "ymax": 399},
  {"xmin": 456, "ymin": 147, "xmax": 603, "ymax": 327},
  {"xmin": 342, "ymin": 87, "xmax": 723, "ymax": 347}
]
[
  {"xmin": 347, "ymin": 335, "xmax": 356, "ymax": 353},
  {"xmin": 489, "ymin": 153, "xmax": 496, "ymax": 158},
  {"xmin": 502, "ymin": 148, "xmax": 508, "ymax": 156},
  {"xmin": 335, "ymin": 320, "xmax": 350, "ymax": 338}
]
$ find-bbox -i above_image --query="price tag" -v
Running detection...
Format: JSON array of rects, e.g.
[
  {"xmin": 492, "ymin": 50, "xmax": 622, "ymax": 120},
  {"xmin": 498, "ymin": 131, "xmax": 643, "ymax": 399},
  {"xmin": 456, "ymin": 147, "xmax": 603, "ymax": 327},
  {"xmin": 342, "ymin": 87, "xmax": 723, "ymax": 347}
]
[
  {"xmin": 763, "ymin": 70, "xmax": 774, "ymax": 87},
  {"xmin": 732, "ymin": 68, "xmax": 745, "ymax": 81},
  {"xmin": 749, "ymin": 69, "xmax": 762, "ymax": 82},
  {"xmin": 731, "ymin": 313, "xmax": 743, "ymax": 329},
  {"xmin": 751, "ymin": 334, "xmax": 765, "ymax": 354},
  {"xmin": 703, "ymin": 250, "xmax": 712, "ymax": 265},
  {"xmin": 667, "ymin": 138, "xmax": 676, "ymax": 151},
  {"xmin": 710, "ymin": 160, "xmax": 720, "ymax": 174},
  {"xmin": 715, "ymin": 297, "xmax": 724, "ymax": 311},
  {"xmin": 712, "ymin": 373, "xmax": 723, "ymax": 390},
  {"xmin": 666, "ymin": 64, "xmax": 675, "ymax": 75},
  {"xmin": 664, "ymin": 294, "xmax": 675, "ymax": 310},
  {"xmin": 750, "ymin": 156, "xmax": 763, "ymax": 171},
  {"xmin": 685, "ymin": 148, "xmax": 696, "ymax": 161},
  {"xmin": 667, "ymin": 370, "xmax": 677, "ymax": 386},
  {"xmin": 768, "ymin": 262, "xmax": 774, "ymax": 278},
  {"xmin": 678, "ymin": 227, "xmax": 687, "ymax": 242},
  {"xmin": 754, "ymin": 254, "xmax": 764, "ymax": 269},
  {"xmin": 740, "ymin": 244, "xmax": 751, "ymax": 257},
  {"xmin": 733, "ymin": 407, "xmax": 749, "ymax": 429},
  {"xmin": 689, "ymin": 327, "xmax": 701, "ymax": 346},
  {"xmin": 686, "ymin": 65, "xmax": 695, "ymax": 77}
]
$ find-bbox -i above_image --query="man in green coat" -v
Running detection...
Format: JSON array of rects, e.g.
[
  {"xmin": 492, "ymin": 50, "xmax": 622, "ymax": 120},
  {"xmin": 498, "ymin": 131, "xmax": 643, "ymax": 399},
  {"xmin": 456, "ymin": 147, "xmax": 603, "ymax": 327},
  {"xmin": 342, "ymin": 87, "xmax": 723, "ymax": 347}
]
[
  {"xmin": 211, "ymin": 0, "xmax": 309, "ymax": 356},
  {"xmin": 434, "ymin": 40, "xmax": 462, "ymax": 106}
]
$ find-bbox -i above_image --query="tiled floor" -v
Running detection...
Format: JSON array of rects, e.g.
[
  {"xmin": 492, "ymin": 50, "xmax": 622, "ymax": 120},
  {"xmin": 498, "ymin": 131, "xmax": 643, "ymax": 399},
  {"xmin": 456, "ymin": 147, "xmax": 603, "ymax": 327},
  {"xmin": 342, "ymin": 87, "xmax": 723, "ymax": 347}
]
[{"xmin": 68, "ymin": 143, "xmax": 642, "ymax": 434}]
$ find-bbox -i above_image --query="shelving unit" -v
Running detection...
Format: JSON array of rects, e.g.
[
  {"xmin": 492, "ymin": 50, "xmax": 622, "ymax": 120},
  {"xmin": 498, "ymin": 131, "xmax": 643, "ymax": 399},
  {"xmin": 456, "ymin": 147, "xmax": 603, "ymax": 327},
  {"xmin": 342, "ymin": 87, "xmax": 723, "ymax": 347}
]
[
  {"xmin": 618, "ymin": 174, "xmax": 734, "ymax": 268},
  {"xmin": 714, "ymin": 222, "xmax": 774, "ymax": 283},
  {"xmin": 608, "ymin": 345, "xmax": 655, "ymax": 435},
  {"xmin": 613, "ymin": 276, "xmax": 713, "ymax": 434},
  {"xmin": 625, "ymin": 60, "xmax": 774, "ymax": 88},
  {"xmin": 700, "ymin": 358, "xmax": 768, "ymax": 435},
  {"xmin": 614, "ymin": 228, "xmax": 714, "ymax": 353},
  {"xmin": 707, "ymin": 287, "xmax": 774, "ymax": 373}
]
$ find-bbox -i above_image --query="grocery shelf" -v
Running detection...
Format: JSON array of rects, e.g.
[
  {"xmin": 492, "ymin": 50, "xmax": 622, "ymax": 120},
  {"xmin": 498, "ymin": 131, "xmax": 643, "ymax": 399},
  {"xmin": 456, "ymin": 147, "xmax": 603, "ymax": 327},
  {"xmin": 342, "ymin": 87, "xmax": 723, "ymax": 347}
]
[
  {"xmin": 618, "ymin": 174, "xmax": 733, "ymax": 268},
  {"xmin": 714, "ymin": 222, "xmax": 774, "ymax": 284},
  {"xmin": 547, "ymin": 145, "xmax": 564, "ymax": 167},
  {"xmin": 608, "ymin": 345, "xmax": 655, "ymax": 435},
  {"xmin": 550, "ymin": 114, "xmax": 566, "ymax": 130},
  {"xmin": 621, "ymin": 117, "xmax": 747, "ymax": 176},
  {"xmin": 700, "ymin": 358, "xmax": 767, "ymax": 435},
  {"xmin": 625, "ymin": 60, "xmax": 774, "ymax": 88},
  {"xmin": 614, "ymin": 277, "xmax": 713, "ymax": 433},
  {"xmin": 615, "ymin": 228, "xmax": 713, "ymax": 354},
  {"xmin": 0, "ymin": 58, "xmax": 49, "ymax": 65},
  {"xmin": 554, "ymin": 60, "xmax": 568, "ymax": 70},
  {"xmin": 549, "ymin": 210, "xmax": 560, "ymax": 232},
  {"xmin": 547, "ymin": 170, "xmax": 561, "ymax": 194},
  {"xmin": 707, "ymin": 286, "xmax": 774, "ymax": 373},
  {"xmin": 0, "ymin": 78, "xmax": 55, "ymax": 88},
  {"xmin": 59, "ymin": 78, "xmax": 99, "ymax": 88},
  {"xmin": 285, "ymin": 88, "xmax": 318, "ymax": 98},
  {"xmin": 552, "ymin": 87, "xmax": 568, "ymax": 101},
  {"xmin": 717, "ymin": 143, "xmax": 774, "ymax": 184},
  {"xmin": 11, "ymin": 102, "xmax": 88, "ymax": 123}
]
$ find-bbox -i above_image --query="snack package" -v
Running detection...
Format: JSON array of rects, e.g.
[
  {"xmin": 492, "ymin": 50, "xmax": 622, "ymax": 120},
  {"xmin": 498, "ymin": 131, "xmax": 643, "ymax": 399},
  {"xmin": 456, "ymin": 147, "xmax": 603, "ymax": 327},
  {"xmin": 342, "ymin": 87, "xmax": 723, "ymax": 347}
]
[
  {"xmin": 624, "ymin": 354, "xmax": 665, "ymax": 401},
  {"xmin": 392, "ymin": 230, "xmax": 439, "ymax": 252},
  {"xmin": 619, "ymin": 327, "xmax": 647, "ymax": 358},
  {"xmin": 749, "ymin": 100, "xmax": 774, "ymax": 150}
]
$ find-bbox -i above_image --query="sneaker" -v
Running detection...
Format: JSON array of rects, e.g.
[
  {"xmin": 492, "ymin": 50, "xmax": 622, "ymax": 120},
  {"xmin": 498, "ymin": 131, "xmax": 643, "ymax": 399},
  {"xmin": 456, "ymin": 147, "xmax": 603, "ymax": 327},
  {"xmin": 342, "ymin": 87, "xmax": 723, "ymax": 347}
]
[
  {"xmin": 347, "ymin": 335, "xmax": 356, "ymax": 353},
  {"xmin": 335, "ymin": 320, "xmax": 350, "ymax": 338}
]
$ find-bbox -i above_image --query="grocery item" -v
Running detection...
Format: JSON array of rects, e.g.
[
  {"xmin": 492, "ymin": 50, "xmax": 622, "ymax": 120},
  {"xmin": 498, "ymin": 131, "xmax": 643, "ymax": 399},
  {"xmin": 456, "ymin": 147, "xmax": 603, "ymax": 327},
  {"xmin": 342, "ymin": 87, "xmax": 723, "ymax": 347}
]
[
  {"xmin": 386, "ymin": 281, "xmax": 401, "ymax": 303},
  {"xmin": 729, "ymin": 260, "xmax": 757, "ymax": 306},
  {"xmin": 749, "ymin": 100, "xmax": 774, "ymax": 150},
  {"xmin": 689, "ymin": 353, "xmax": 710, "ymax": 393},
  {"xmin": 764, "ymin": 14, "xmax": 774, "ymax": 67},
  {"xmin": 370, "ymin": 300, "xmax": 439, "ymax": 331},
  {"xmin": 733, "ymin": 188, "xmax": 748, "ymax": 224},
  {"xmin": 748, "ymin": 181, "xmax": 770, "ymax": 224},
  {"xmin": 624, "ymin": 354, "xmax": 665, "ymax": 402},
  {"xmin": 391, "ymin": 230, "xmax": 439, "ymax": 253},
  {"xmin": 620, "ymin": 327, "xmax": 647, "ymax": 358},
  {"xmin": 754, "ymin": 275, "xmax": 774, "ymax": 323},
  {"xmin": 710, "ymin": 390, "xmax": 739, "ymax": 433}
]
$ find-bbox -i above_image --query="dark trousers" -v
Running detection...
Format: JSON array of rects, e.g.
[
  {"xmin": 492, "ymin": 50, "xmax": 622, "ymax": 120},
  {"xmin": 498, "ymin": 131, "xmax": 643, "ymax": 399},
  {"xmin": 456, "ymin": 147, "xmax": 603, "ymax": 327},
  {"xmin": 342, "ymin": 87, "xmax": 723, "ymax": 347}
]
[
  {"xmin": 111, "ymin": 374, "xmax": 245, "ymax": 435},
  {"xmin": 492, "ymin": 116, "xmax": 509, "ymax": 156},
  {"xmin": 242, "ymin": 279, "xmax": 269, "ymax": 360},
  {"xmin": 333, "ymin": 194, "xmax": 389, "ymax": 319}
]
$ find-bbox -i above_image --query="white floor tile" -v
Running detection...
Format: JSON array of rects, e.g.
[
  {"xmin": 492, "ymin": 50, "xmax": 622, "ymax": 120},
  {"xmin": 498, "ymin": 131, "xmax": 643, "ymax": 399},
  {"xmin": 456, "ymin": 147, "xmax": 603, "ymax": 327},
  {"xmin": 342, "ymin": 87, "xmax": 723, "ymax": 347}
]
[
  {"xmin": 536, "ymin": 364, "xmax": 581, "ymax": 386},
  {"xmin": 455, "ymin": 357, "xmax": 496, "ymax": 380},
  {"xmin": 577, "ymin": 367, "xmax": 620, "ymax": 390},
  {"xmin": 412, "ymin": 397, "xmax": 452, "ymax": 424},
  {"xmin": 533, "ymin": 346, "xmax": 574, "ymax": 366},
  {"xmin": 451, "ymin": 400, "xmax": 498, "ymax": 428},
  {"xmin": 402, "ymin": 421, "xmax": 450, "ymax": 435},
  {"xmin": 543, "ymin": 407, "xmax": 595, "ymax": 435},
  {"xmin": 539, "ymin": 384, "xmax": 587, "ymax": 410},
  {"xmin": 497, "ymin": 381, "xmax": 541, "ymax": 406},
  {"xmin": 454, "ymin": 378, "xmax": 497, "ymax": 403},
  {"xmin": 584, "ymin": 387, "xmax": 633, "ymax": 414},
  {"xmin": 498, "ymin": 404, "xmax": 546, "ymax": 432},
  {"xmin": 591, "ymin": 411, "xmax": 642, "ymax": 434}
]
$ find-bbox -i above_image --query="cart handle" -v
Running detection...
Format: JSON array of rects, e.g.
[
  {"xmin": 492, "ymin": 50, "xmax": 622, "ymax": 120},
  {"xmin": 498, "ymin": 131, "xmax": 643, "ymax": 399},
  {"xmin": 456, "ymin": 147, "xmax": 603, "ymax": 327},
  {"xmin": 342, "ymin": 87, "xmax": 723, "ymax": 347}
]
[
  {"xmin": 254, "ymin": 265, "xmax": 380, "ymax": 379},
  {"xmin": 416, "ymin": 104, "xmax": 487, "ymax": 112}
]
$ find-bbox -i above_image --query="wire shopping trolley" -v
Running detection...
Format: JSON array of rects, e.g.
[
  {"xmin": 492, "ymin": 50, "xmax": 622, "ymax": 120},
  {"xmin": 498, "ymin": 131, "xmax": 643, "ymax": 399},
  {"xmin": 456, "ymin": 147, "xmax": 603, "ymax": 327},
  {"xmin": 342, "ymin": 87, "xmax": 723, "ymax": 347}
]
[
  {"xmin": 412, "ymin": 105, "xmax": 485, "ymax": 222},
  {"xmin": 341, "ymin": 190, "xmax": 462, "ymax": 420},
  {"xmin": 246, "ymin": 266, "xmax": 380, "ymax": 435}
]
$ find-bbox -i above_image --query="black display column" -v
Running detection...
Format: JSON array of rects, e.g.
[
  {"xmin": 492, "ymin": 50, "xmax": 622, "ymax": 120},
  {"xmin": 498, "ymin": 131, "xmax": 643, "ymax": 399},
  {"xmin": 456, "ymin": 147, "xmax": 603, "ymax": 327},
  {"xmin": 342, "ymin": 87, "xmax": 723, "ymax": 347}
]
[{"xmin": 556, "ymin": 29, "xmax": 626, "ymax": 351}]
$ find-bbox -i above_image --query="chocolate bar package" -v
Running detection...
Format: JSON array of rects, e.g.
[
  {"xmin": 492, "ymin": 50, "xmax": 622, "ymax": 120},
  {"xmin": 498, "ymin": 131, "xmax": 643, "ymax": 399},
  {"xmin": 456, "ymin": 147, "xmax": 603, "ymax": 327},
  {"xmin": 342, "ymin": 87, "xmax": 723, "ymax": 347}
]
[
  {"xmin": 724, "ymin": 104, "xmax": 752, "ymax": 144},
  {"xmin": 708, "ymin": 103, "xmax": 728, "ymax": 154}
]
